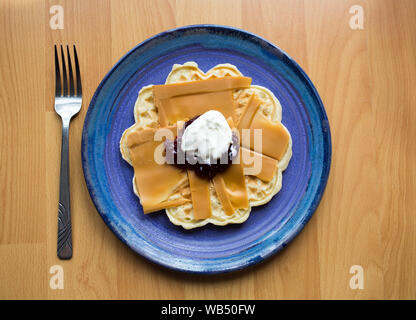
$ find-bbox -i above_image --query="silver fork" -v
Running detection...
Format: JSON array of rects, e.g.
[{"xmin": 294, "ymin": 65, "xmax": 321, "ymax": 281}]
[{"xmin": 54, "ymin": 45, "xmax": 82, "ymax": 259}]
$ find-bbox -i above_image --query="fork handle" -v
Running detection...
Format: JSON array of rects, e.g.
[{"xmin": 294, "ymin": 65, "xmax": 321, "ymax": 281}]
[{"xmin": 57, "ymin": 117, "xmax": 73, "ymax": 259}]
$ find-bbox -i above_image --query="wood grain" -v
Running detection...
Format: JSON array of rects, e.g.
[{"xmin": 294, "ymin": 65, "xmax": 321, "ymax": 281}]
[{"xmin": 0, "ymin": 0, "xmax": 415, "ymax": 299}]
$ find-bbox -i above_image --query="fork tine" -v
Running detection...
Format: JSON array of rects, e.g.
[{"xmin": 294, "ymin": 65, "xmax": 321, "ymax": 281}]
[
  {"xmin": 66, "ymin": 45, "xmax": 75, "ymax": 96},
  {"xmin": 73, "ymin": 45, "xmax": 82, "ymax": 97},
  {"xmin": 54, "ymin": 45, "xmax": 61, "ymax": 96},
  {"xmin": 60, "ymin": 45, "xmax": 68, "ymax": 96}
]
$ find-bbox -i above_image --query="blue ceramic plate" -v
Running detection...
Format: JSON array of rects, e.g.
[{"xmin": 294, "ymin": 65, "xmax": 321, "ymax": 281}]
[{"xmin": 81, "ymin": 25, "xmax": 331, "ymax": 274}]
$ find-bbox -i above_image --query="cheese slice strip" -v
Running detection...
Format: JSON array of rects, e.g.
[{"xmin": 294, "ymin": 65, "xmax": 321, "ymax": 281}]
[
  {"xmin": 157, "ymin": 91, "xmax": 234, "ymax": 126},
  {"xmin": 140, "ymin": 198, "xmax": 192, "ymax": 214},
  {"xmin": 211, "ymin": 117, "xmax": 249, "ymax": 214},
  {"xmin": 212, "ymin": 148, "xmax": 249, "ymax": 214},
  {"xmin": 154, "ymin": 77, "xmax": 252, "ymax": 99},
  {"xmin": 240, "ymin": 147, "xmax": 278, "ymax": 182},
  {"xmin": 187, "ymin": 170, "xmax": 212, "ymax": 220},
  {"xmin": 212, "ymin": 175, "xmax": 235, "ymax": 215},
  {"xmin": 219, "ymin": 159, "xmax": 249, "ymax": 210},
  {"xmin": 237, "ymin": 93, "xmax": 261, "ymax": 130},
  {"xmin": 153, "ymin": 77, "xmax": 252, "ymax": 126},
  {"xmin": 241, "ymin": 112, "xmax": 290, "ymax": 161},
  {"xmin": 127, "ymin": 127, "xmax": 190, "ymax": 214}
]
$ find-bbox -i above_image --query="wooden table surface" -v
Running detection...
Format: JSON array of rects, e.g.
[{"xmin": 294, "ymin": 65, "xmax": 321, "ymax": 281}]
[{"xmin": 1, "ymin": 0, "xmax": 415, "ymax": 300}]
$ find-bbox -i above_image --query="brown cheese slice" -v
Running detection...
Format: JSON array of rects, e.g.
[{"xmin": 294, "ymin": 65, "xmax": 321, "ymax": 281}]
[
  {"xmin": 187, "ymin": 171, "xmax": 212, "ymax": 220},
  {"xmin": 241, "ymin": 112, "xmax": 290, "ymax": 161},
  {"xmin": 141, "ymin": 198, "xmax": 191, "ymax": 214},
  {"xmin": 212, "ymin": 175, "xmax": 235, "ymax": 215},
  {"xmin": 153, "ymin": 76, "xmax": 252, "ymax": 99},
  {"xmin": 240, "ymin": 147, "xmax": 278, "ymax": 182},
  {"xmin": 211, "ymin": 118, "xmax": 249, "ymax": 214},
  {"xmin": 127, "ymin": 127, "xmax": 190, "ymax": 214},
  {"xmin": 219, "ymin": 159, "xmax": 249, "ymax": 210},
  {"xmin": 237, "ymin": 93, "xmax": 261, "ymax": 130},
  {"xmin": 212, "ymin": 145, "xmax": 249, "ymax": 214},
  {"xmin": 157, "ymin": 91, "xmax": 234, "ymax": 126},
  {"xmin": 153, "ymin": 77, "xmax": 252, "ymax": 126}
]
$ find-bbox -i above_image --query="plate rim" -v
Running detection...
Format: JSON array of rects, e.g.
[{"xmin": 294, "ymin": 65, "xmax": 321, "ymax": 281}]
[{"xmin": 81, "ymin": 24, "xmax": 332, "ymax": 274}]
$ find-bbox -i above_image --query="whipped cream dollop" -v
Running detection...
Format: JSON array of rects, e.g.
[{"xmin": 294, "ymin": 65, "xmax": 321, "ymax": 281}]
[{"xmin": 181, "ymin": 110, "xmax": 233, "ymax": 164}]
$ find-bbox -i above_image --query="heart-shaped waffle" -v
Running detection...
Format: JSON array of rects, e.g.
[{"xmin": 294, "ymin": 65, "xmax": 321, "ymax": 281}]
[{"xmin": 120, "ymin": 62, "xmax": 292, "ymax": 229}]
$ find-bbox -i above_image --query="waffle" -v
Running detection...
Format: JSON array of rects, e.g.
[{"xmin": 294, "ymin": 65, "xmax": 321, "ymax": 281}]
[{"xmin": 120, "ymin": 62, "xmax": 292, "ymax": 229}]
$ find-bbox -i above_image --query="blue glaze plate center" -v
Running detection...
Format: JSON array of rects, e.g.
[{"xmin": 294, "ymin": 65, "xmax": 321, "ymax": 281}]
[{"xmin": 81, "ymin": 25, "xmax": 331, "ymax": 273}]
